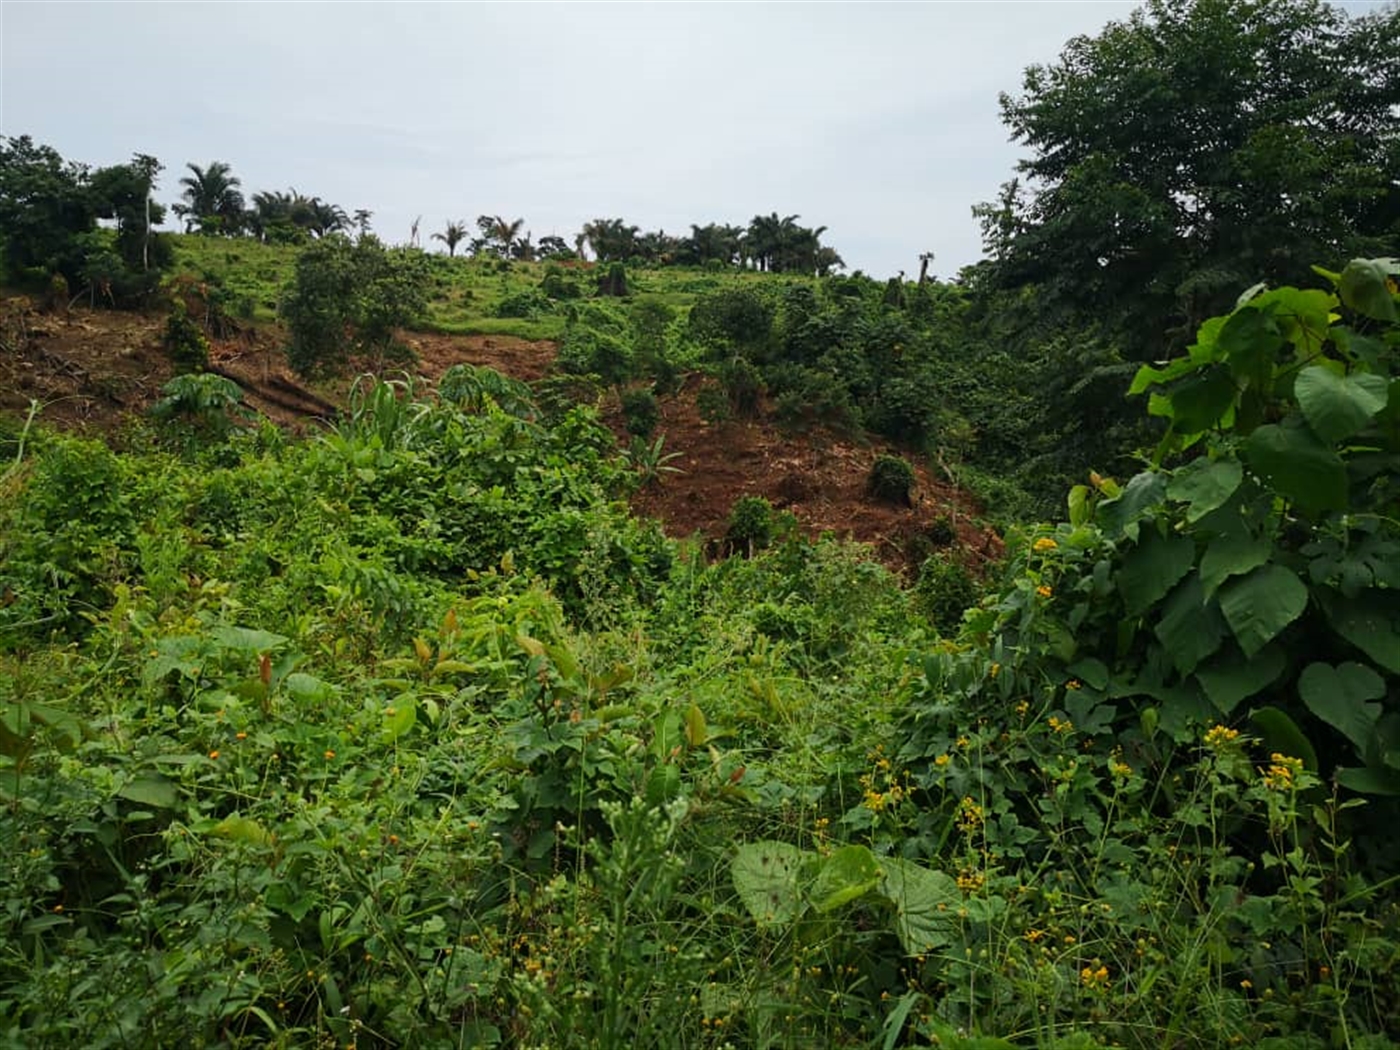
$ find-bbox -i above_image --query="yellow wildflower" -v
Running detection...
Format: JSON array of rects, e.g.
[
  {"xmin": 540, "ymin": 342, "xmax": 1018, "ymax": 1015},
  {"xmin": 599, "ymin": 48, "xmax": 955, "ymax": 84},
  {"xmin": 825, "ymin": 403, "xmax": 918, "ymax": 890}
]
[
  {"xmin": 1205, "ymin": 724, "xmax": 1240, "ymax": 748},
  {"xmin": 1262, "ymin": 753, "xmax": 1303, "ymax": 790},
  {"xmin": 957, "ymin": 796, "xmax": 985, "ymax": 833},
  {"xmin": 1065, "ymin": 679, "xmax": 1082, "ymax": 690},
  {"xmin": 1048, "ymin": 716, "xmax": 1074, "ymax": 735},
  {"xmin": 934, "ymin": 753, "xmax": 951, "ymax": 767},
  {"xmin": 1033, "ymin": 537, "xmax": 1059, "ymax": 553},
  {"xmin": 1080, "ymin": 964, "xmax": 1110, "ymax": 989},
  {"xmin": 1036, "ymin": 585, "xmax": 1053, "ymax": 599},
  {"xmin": 956, "ymin": 869, "xmax": 985, "ymax": 894}
]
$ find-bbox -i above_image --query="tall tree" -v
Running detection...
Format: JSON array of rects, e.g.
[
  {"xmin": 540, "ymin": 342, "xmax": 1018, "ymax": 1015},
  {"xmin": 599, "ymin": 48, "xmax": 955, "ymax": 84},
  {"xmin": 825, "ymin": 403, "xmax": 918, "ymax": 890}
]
[
  {"xmin": 0, "ymin": 135, "xmax": 95, "ymax": 283},
  {"xmin": 432, "ymin": 219, "xmax": 469, "ymax": 257},
  {"xmin": 174, "ymin": 161, "xmax": 243, "ymax": 235},
  {"xmin": 976, "ymin": 0, "xmax": 1400, "ymax": 355}
]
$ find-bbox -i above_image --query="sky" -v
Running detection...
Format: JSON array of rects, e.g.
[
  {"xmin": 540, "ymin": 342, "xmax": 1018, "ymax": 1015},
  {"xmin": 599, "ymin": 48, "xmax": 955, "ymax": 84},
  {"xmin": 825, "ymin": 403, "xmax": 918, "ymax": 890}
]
[{"xmin": 0, "ymin": 1, "xmax": 1370, "ymax": 279}]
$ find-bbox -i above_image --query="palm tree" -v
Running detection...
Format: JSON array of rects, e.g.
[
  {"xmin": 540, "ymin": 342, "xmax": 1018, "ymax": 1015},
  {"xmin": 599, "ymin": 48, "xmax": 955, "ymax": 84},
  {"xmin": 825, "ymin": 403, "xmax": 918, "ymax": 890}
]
[
  {"xmin": 581, "ymin": 218, "xmax": 640, "ymax": 263},
  {"xmin": 174, "ymin": 161, "xmax": 244, "ymax": 235},
  {"xmin": 353, "ymin": 209, "xmax": 374, "ymax": 239},
  {"xmin": 432, "ymin": 219, "xmax": 469, "ymax": 257},
  {"xmin": 491, "ymin": 216, "xmax": 525, "ymax": 257},
  {"xmin": 918, "ymin": 251, "xmax": 935, "ymax": 285}
]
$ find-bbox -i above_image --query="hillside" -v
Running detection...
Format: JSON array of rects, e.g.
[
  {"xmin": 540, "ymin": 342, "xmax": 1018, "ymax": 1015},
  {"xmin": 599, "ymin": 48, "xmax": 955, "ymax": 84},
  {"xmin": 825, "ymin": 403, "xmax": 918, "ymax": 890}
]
[{"xmin": 0, "ymin": 250, "xmax": 1002, "ymax": 577}]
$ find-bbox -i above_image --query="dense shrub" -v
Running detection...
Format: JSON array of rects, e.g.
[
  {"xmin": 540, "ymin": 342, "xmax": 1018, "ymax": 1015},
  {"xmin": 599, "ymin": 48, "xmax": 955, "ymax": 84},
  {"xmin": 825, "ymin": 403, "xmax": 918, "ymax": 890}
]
[{"xmin": 867, "ymin": 453, "xmax": 916, "ymax": 506}]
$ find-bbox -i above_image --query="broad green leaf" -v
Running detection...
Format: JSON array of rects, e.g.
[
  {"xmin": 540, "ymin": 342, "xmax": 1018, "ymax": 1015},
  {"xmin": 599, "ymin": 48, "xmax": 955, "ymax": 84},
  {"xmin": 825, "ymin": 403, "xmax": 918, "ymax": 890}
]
[
  {"xmin": 283, "ymin": 672, "xmax": 334, "ymax": 703},
  {"xmin": 211, "ymin": 813, "xmax": 274, "ymax": 847},
  {"xmin": 1129, "ymin": 356, "xmax": 1199, "ymax": 396},
  {"xmin": 116, "ymin": 774, "xmax": 178, "ymax": 810},
  {"xmin": 1095, "ymin": 472, "xmax": 1166, "ymax": 540},
  {"xmin": 1218, "ymin": 565, "xmax": 1309, "ymax": 657},
  {"xmin": 1167, "ymin": 457, "xmax": 1243, "ymax": 522},
  {"xmin": 142, "ymin": 635, "xmax": 205, "ymax": 684},
  {"xmin": 1298, "ymin": 662, "xmax": 1384, "ymax": 754},
  {"xmin": 1118, "ymin": 530, "xmax": 1195, "ymax": 618},
  {"xmin": 1196, "ymin": 644, "xmax": 1285, "ymax": 714},
  {"xmin": 210, "ymin": 625, "xmax": 289, "ymax": 653},
  {"xmin": 1218, "ymin": 306, "xmax": 1283, "ymax": 372},
  {"xmin": 1338, "ymin": 258, "xmax": 1398, "ymax": 322},
  {"xmin": 1154, "ymin": 575, "xmax": 1224, "ymax": 676},
  {"xmin": 1294, "ymin": 367, "xmax": 1389, "ymax": 443},
  {"xmin": 383, "ymin": 696, "xmax": 416, "ymax": 741},
  {"xmin": 1066, "ymin": 657, "xmax": 1110, "ymax": 691},
  {"xmin": 1166, "ymin": 366, "xmax": 1238, "ymax": 435},
  {"xmin": 811, "ymin": 845, "xmax": 882, "ymax": 913},
  {"xmin": 1243, "ymin": 423, "xmax": 1348, "ymax": 513},
  {"xmin": 732, "ymin": 841, "xmax": 808, "ymax": 926},
  {"xmin": 878, "ymin": 857, "xmax": 960, "ymax": 956},
  {"xmin": 1250, "ymin": 706, "xmax": 1318, "ymax": 772},
  {"xmin": 1200, "ymin": 529, "xmax": 1273, "ymax": 598},
  {"xmin": 1261, "ymin": 286, "xmax": 1337, "ymax": 353},
  {"xmin": 1322, "ymin": 591, "xmax": 1400, "ymax": 674},
  {"xmin": 684, "ymin": 703, "xmax": 708, "ymax": 747},
  {"xmin": 1335, "ymin": 766, "xmax": 1400, "ymax": 795}
]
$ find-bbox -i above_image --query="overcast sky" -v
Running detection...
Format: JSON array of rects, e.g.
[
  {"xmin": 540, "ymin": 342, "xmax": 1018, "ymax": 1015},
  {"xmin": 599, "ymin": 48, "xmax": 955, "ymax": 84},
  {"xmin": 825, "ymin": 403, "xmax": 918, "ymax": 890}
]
[{"xmin": 0, "ymin": 2, "xmax": 1377, "ymax": 278}]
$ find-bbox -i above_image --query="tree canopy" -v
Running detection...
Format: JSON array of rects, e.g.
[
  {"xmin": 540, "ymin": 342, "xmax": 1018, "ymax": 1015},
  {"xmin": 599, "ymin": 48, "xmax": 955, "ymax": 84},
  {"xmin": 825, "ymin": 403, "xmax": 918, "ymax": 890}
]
[{"xmin": 975, "ymin": 0, "xmax": 1400, "ymax": 355}]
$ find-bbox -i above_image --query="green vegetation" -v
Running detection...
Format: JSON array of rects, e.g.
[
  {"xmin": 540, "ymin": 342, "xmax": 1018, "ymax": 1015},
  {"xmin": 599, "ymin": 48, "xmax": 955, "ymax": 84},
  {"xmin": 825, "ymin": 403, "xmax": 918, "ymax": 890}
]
[{"xmin": 3, "ymin": 1, "xmax": 1399, "ymax": 1045}]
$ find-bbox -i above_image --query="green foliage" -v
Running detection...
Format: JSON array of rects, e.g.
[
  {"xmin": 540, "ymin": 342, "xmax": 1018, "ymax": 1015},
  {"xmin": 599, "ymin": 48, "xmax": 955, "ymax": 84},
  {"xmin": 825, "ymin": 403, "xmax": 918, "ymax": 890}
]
[
  {"xmin": 281, "ymin": 234, "xmax": 429, "ymax": 377},
  {"xmin": 161, "ymin": 299, "xmax": 210, "ymax": 372},
  {"xmin": 720, "ymin": 356, "xmax": 764, "ymax": 418},
  {"xmin": 977, "ymin": 0, "xmax": 1399, "ymax": 356},
  {"xmin": 620, "ymin": 387, "xmax": 660, "ymax": 439},
  {"xmin": 913, "ymin": 554, "xmax": 978, "ymax": 634},
  {"xmin": 867, "ymin": 454, "xmax": 916, "ymax": 507},
  {"xmin": 725, "ymin": 495, "xmax": 776, "ymax": 555},
  {"xmin": 149, "ymin": 373, "xmax": 249, "ymax": 446}
]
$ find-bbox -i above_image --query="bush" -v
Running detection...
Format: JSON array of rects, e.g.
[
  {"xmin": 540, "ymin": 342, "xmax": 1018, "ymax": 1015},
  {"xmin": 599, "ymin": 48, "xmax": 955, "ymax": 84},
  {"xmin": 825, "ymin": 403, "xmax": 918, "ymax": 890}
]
[
  {"xmin": 161, "ymin": 300, "xmax": 209, "ymax": 373},
  {"xmin": 494, "ymin": 288, "xmax": 553, "ymax": 319},
  {"xmin": 597, "ymin": 262, "xmax": 629, "ymax": 297},
  {"xmin": 911, "ymin": 553, "xmax": 977, "ymax": 634},
  {"xmin": 620, "ymin": 389, "xmax": 660, "ymax": 439},
  {"xmin": 540, "ymin": 265, "xmax": 582, "ymax": 300},
  {"xmin": 695, "ymin": 382, "xmax": 730, "ymax": 425},
  {"xmin": 721, "ymin": 357, "xmax": 763, "ymax": 418},
  {"xmin": 867, "ymin": 454, "xmax": 915, "ymax": 507},
  {"xmin": 726, "ymin": 495, "xmax": 775, "ymax": 555},
  {"xmin": 281, "ymin": 234, "xmax": 428, "ymax": 377}
]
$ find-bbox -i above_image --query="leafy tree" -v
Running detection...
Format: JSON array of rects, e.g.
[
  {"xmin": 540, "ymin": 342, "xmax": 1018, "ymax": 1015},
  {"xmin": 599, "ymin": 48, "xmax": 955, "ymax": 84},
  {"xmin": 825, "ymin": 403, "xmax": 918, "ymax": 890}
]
[
  {"xmin": 581, "ymin": 218, "xmax": 640, "ymax": 263},
  {"xmin": 976, "ymin": 0, "xmax": 1400, "ymax": 356},
  {"xmin": 0, "ymin": 135, "xmax": 95, "ymax": 284},
  {"xmin": 537, "ymin": 234, "xmax": 572, "ymax": 260},
  {"xmin": 281, "ymin": 234, "xmax": 430, "ymax": 376},
  {"xmin": 432, "ymin": 219, "xmax": 469, "ymax": 257},
  {"xmin": 173, "ymin": 161, "xmax": 244, "ymax": 236}
]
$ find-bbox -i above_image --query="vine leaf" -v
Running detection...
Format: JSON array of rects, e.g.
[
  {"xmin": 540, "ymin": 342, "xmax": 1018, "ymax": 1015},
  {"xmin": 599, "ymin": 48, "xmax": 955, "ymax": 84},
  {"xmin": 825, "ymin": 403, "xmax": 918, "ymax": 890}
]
[
  {"xmin": 1294, "ymin": 367, "xmax": 1389, "ymax": 444},
  {"xmin": 1218, "ymin": 565, "xmax": 1308, "ymax": 657},
  {"xmin": 1298, "ymin": 661, "xmax": 1384, "ymax": 754}
]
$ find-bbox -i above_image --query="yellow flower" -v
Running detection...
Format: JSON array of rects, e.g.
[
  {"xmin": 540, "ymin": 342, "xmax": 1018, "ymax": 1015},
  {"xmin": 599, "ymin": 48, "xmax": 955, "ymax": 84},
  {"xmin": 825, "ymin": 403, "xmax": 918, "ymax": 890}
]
[
  {"xmin": 1080, "ymin": 964, "xmax": 1110, "ymax": 989},
  {"xmin": 1261, "ymin": 752, "xmax": 1303, "ymax": 790},
  {"xmin": 1204, "ymin": 724, "xmax": 1240, "ymax": 748},
  {"xmin": 1033, "ymin": 537, "xmax": 1059, "ymax": 553},
  {"xmin": 934, "ymin": 753, "xmax": 951, "ymax": 767},
  {"xmin": 956, "ymin": 868, "xmax": 985, "ymax": 894},
  {"xmin": 1015, "ymin": 700, "xmax": 1029, "ymax": 719},
  {"xmin": 1036, "ymin": 585, "xmax": 1053, "ymax": 599},
  {"xmin": 957, "ymin": 796, "xmax": 984, "ymax": 833},
  {"xmin": 1065, "ymin": 679, "xmax": 1082, "ymax": 691},
  {"xmin": 1048, "ymin": 716, "xmax": 1074, "ymax": 735}
]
